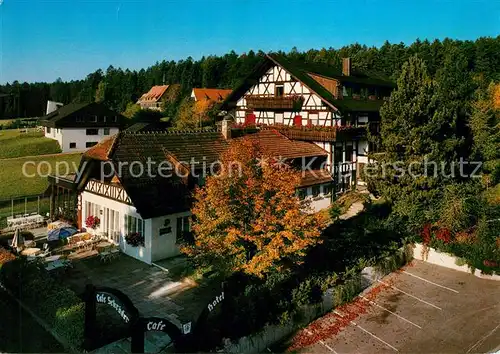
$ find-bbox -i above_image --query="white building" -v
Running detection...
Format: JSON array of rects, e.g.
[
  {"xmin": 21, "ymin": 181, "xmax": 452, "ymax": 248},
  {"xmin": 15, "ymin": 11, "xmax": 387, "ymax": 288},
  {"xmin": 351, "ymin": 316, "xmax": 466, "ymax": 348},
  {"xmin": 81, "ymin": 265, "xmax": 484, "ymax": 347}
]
[
  {"xmin": 40, "ymin": 102, "xmax": 124, "ymax": 153},
  {"xmin": 137, "ymin": 85, "xmax": 180, "ymax": 111}
]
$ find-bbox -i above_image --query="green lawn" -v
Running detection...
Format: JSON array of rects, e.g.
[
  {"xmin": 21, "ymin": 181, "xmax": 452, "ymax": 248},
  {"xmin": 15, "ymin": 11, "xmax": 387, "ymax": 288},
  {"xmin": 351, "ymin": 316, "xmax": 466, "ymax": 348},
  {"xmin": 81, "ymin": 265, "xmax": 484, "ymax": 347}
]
[
  {"xmin": 0, "ymin": 129, "xmax": 61, "ymax": 159},
  {"xmin": 0, "ymin": 153, "xmax": 82, "ymax": 199},
  {"xmin": 0, "ymin": 119, "xmax": 15, "ymax": 127},
  {"xmin": 0, "ymin": 289, "xmax": 63, "ymax": 353}
]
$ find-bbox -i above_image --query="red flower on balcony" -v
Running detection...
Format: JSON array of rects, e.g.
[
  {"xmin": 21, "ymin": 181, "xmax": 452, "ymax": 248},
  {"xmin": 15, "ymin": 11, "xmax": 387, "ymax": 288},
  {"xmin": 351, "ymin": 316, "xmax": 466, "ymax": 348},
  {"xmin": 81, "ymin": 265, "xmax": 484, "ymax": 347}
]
[{"xmin": 85, "ymin": 215, "xmax": 100, "ymax": 229}]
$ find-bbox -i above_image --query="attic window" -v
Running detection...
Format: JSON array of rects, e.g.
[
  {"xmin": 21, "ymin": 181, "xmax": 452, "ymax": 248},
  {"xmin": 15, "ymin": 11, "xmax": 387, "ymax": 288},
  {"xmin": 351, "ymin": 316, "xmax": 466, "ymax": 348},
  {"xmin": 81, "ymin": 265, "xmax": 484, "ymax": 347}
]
[
  {"xmin": 76, "ymin": 116, "xmax": 84, "ymax": 122},
  {"xmin": 275, "ymin": 85, "xmax": 284, "ymax": 97},
  {"xmin": 90, "ymin": 115, "xmax": 98, "ymax": 122}
]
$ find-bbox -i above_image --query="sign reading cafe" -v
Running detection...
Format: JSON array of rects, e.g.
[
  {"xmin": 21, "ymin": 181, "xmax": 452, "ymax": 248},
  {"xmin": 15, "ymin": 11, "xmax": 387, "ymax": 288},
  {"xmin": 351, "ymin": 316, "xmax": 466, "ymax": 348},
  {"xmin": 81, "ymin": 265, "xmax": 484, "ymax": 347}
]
[{"xmin": 96, "ymin": 292, "xmax": 131, "ymax": 323}]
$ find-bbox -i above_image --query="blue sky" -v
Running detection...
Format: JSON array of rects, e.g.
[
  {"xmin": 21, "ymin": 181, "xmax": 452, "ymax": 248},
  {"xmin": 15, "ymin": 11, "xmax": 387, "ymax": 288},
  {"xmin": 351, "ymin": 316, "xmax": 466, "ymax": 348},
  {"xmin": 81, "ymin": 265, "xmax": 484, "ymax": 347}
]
[{"xmin": 1, "ymin": 0, "xmax": 499, "ymax": 84}]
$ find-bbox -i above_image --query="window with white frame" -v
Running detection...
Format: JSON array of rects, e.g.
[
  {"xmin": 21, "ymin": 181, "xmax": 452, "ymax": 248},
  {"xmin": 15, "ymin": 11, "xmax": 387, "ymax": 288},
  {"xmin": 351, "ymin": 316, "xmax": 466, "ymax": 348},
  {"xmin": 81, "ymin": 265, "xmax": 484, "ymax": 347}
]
[
  {"xmin": 85, "ymin": 201, "xmax": 100, "ymax": 221},
  {"xmin": 124, "ymin": 214, "xmax": 145, "ymax": 236}
]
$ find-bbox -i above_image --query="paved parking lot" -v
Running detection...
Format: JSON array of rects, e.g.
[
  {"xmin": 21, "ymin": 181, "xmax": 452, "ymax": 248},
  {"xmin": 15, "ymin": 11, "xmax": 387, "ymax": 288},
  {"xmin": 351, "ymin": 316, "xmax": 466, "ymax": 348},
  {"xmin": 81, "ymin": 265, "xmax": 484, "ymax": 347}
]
[{"xmin": 289, "ymin": 260, "xmax": 500, "ymax": 353}]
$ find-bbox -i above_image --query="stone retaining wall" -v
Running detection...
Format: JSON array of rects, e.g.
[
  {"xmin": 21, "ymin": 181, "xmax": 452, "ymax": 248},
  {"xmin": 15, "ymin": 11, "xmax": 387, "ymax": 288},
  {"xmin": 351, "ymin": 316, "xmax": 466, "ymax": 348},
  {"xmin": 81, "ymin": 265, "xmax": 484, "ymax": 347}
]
[{"xmin": 412, "ymin": 243, "xmax": 500, "ymax": 281}]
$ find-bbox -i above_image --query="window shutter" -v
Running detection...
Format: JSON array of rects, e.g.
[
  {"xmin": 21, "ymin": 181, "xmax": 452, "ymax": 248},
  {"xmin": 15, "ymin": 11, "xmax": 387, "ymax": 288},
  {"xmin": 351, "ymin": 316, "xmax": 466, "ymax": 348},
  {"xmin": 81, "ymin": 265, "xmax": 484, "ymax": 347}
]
[{"xmin": 245, "ymin": 113, "xmax": 256, "ymax": 125}]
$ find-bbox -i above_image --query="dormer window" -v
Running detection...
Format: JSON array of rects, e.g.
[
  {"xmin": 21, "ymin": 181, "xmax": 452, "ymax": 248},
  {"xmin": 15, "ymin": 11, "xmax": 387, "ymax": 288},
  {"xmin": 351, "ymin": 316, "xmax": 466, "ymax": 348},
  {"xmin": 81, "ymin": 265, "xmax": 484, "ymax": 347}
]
[{"xmin": 275, "ymin": 84, "xmax": 284, "ymax": 97}]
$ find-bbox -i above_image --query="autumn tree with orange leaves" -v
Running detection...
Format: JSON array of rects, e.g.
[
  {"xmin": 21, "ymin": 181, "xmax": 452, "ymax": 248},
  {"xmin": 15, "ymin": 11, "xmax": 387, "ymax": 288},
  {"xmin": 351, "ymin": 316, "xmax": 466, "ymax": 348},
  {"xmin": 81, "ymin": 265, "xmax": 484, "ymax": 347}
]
[{"xmin": 181, "ymin": 138, "xmax": 327, "ymax": 278}]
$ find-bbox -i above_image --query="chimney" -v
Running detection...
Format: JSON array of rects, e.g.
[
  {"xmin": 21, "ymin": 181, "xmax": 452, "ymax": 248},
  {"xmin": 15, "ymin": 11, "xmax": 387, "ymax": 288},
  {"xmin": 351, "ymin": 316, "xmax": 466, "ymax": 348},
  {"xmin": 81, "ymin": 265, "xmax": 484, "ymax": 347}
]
[
  {"xmin": 221, "ymin": 115, "xmax": 233, "ymax": 140},
  {"xmin": 342, "ymin": 58, "xmax": 351, "ymax": 76}
]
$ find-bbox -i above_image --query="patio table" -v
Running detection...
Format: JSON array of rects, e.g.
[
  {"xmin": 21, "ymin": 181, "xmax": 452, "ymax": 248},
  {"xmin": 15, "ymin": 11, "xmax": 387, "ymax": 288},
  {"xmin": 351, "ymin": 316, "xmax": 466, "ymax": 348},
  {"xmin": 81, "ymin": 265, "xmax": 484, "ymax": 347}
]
[
  {"xmin": 20, "ymin": 248, "xmax": 41, "ymax": 256},
  {"xmin": 45, "ymin": 259, "xmax": 72, "ymax": 272},
  {"xmin": 7, "ymin": 214, "xmax": 44, "ymax": 228},
  {"xmin": 44, "ymin": 255, "xmax": 62, "ymax": 263},
  {"xmin": 96, "ymin": 241, "xmax": 112, "ymax": 251}
]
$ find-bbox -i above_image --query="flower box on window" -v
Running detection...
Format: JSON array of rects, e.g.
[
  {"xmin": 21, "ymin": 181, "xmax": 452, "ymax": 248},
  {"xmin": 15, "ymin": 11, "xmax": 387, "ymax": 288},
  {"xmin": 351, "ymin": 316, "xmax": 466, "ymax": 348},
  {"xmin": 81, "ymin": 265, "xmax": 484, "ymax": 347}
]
[
  {"xmin": 125, "ymin": 232, "xmax": 145, "ymax": 247},
  {"xmin": 85, "ymin": 215, "xmax": 100, "ymax": 229}
]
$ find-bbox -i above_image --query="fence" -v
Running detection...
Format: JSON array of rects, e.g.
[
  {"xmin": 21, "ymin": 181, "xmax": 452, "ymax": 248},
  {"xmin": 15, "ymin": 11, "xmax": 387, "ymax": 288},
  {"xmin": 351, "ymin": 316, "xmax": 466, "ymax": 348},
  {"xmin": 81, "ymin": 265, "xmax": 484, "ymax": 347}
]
[{"xmin": 0, "ymin": 194, "xmax": 50, "ymax": 229}]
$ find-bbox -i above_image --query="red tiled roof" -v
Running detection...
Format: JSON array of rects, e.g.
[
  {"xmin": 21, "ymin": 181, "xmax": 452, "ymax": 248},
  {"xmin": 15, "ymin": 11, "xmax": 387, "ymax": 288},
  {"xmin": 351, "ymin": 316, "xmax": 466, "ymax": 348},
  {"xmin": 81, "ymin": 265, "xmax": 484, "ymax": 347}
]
[
  {"xmin": 138, "ymin": 85, "xmax": 170, "ymax": 103},
  {"xmin": 299, "ymin": 169, "xmax": 333, "ymax": 187},
  {"xmin": 192, "ymin": 88, "xmax": 232, "ymax": 102},
  {"xmin": 83, "ymin": 135, "xmax": 117, "ymax": 161},
  {"xmin": 235, "ymin": 129, "xmax": 328, "ymax": 159}
]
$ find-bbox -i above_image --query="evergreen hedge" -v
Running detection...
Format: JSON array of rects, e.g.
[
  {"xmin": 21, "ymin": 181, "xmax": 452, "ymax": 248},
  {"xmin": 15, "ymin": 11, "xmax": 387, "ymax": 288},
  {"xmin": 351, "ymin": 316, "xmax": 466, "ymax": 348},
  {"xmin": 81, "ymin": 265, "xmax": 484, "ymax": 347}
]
[{"xmin": 0, "ymin": 257, "xmax": 84, "ymax": 350}]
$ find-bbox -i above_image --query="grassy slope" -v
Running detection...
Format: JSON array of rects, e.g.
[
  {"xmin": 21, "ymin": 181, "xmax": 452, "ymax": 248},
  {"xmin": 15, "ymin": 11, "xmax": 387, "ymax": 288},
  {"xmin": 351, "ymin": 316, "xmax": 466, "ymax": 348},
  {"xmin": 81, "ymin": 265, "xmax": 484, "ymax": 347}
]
[
  {"xmin": 0, "ymin": 130, "xmax": 61, "ymax": 159},
  {"xmin": 0, "ymin": 289, "xmax": 63, "ymax": 353},
  {"xmin": 0, "ymin": 153, "xmax": 82, "ymax": 199},
  {"xmin": 0, "ymin": 119, "xmax": 15, "ymax": 126}
]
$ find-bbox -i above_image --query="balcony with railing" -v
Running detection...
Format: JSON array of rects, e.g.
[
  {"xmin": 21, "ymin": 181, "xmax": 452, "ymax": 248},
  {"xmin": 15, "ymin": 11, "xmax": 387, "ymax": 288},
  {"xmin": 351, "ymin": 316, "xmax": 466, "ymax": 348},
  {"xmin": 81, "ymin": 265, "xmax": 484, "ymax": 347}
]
[
  {"xmin": 268, "ymin": 125, "xmax": 366, "ymax": 142},
  {"xmin": 245, "ymin": 95, "xmax": 304, "ymax": 111}
]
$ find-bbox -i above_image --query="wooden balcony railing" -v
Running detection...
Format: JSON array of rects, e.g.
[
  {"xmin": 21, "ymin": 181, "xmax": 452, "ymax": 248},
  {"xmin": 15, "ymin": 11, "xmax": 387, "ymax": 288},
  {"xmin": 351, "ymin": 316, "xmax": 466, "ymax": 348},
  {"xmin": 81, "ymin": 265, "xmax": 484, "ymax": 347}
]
[
  {"xmin": 246, "ymin": 96, "xmax": 304, "ymax": 110},
  {"xmin": 272, "ymin": 126, "xmax": 366, "ymax": 142}
]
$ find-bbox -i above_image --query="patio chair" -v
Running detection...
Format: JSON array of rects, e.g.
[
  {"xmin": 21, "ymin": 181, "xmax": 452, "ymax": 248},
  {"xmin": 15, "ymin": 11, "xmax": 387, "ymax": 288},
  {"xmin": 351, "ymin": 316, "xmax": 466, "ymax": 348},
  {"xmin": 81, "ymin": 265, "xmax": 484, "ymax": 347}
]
[
  {"xmin": 99, "ymin": 251, "xmax": 111, "ymax": 262},
  {"xmin": 109, "ymin": 248, "xmax": 120, "ymax": 261},
  {"xmin": 38, "ymin": 243, "xmax": 51, "ymax": 258}
]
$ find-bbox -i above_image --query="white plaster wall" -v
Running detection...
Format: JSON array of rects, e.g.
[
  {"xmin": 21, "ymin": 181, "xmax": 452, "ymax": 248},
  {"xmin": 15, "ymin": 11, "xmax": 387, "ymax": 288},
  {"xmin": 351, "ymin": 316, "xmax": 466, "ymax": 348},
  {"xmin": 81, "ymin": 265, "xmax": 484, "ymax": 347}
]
[
  {"xmin": 150, "ymin": 211, "xmax": 191, "ymax": 262},
  {"xmin": 81, "ymin": 191, "xmax": 152, "ymax": 264},
  {"xmin": 302, "ymin": 183, "xmax": 332, "ymax": 212},
  {"xmin": 357, "ymin": 140, "xmax": 369, "ymax": 164},
  {"xmin": 60, "ymin": 127, "xmax": 119, "ymax": 152},
  {"xmin": 45, "ymin": 127, "xmax": 62, "ymax": 147}
]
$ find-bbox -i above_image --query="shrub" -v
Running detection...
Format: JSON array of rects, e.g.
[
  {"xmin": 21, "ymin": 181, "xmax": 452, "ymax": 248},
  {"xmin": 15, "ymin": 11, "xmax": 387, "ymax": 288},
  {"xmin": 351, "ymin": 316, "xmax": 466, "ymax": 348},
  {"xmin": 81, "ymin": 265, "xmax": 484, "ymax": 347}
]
[
  {"xmin": 0, "ymin": 248, "xmax": 15, "ymax": 268},
  {"xmin": 0, "ymin": 258, "xmax": 84, "ymax": 349}
]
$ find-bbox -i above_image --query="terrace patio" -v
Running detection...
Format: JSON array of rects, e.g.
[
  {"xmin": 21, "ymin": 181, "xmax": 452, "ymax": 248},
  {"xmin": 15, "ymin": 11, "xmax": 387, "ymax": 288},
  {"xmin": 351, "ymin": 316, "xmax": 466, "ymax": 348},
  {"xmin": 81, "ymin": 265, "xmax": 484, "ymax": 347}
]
[{"xmin": 63, "ymin": 253, "xmax": 220, "ymax": 327}]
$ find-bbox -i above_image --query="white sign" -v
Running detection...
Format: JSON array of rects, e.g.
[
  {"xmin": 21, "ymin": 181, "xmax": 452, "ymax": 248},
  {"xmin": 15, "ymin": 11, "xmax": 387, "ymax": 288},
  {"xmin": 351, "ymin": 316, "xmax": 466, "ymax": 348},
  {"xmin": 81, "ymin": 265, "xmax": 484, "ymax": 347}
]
[
  {"xmin": 96, "ymin": 293, "xmax": 130, "ymax": 323},
  {"xmin": 146, "ymin": 319, "xmax": 167, "ymax": 332},
  {"xmin": 182, "ymin": 322, "xmax": 192, "ymax": 334},
  {"xmin": 207, "ymin": 291, "xmax": 224, "ymax": 312}
]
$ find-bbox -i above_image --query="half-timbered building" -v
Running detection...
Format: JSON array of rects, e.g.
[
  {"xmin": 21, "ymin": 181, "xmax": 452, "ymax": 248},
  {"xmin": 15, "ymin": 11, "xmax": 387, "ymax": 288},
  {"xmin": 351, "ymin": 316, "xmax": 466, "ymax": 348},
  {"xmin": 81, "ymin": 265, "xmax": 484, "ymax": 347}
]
[
  {"xmin": 47, "ymin": 122, "xmax": 332, "ymax": 264},
  {"xmin": 222, "ymin": 54, "xmax": 395, "ymax": 192}
]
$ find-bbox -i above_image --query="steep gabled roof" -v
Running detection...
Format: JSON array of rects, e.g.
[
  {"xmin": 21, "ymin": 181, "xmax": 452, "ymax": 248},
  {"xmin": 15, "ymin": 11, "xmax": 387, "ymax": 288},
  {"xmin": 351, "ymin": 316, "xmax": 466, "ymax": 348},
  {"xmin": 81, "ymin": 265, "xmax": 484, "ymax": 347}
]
[
  {"xmin": 234, "ymin": 129, "xmax": 328, "ymax": 159},
  {"xmin": 137, "ymin": 85, "xmax": 170, "ymax": 103},
  {"xmin": 222, "ymin": 53, "xmax": 394, "ymax": 113},
  {"xmin": 40, "ymin": 102, "xmax": 124, "ymax": 128},
  {"xmin": 83, "ymin": 135, "xmax": 117, "ymax": 161},
  {"xmin": 192, "ymin": 88, "xmax": 233, "ymax": 102},
  {"xmin": 82, "ymin": 130, "xmax": 228, "ymax": 219}
]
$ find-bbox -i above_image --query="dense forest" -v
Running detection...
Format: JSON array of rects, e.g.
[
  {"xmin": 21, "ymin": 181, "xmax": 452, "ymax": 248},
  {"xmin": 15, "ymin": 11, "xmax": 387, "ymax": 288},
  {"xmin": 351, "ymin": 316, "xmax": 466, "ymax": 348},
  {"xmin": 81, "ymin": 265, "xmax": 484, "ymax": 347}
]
[{"xmin": 1, "ymin": 36, "xmax": 500, "ymax": 119}]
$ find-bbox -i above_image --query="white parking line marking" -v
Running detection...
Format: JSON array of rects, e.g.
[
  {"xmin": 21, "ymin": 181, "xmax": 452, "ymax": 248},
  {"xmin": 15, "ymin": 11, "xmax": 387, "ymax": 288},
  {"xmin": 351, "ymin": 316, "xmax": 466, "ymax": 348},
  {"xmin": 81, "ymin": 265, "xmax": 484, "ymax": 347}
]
[
  {"xmin": 360, "ymin": 296, "xmax": 422, "ymax": 329},
  {"xmin": 333, "ymin": 310, "xmax": 344, "ymax": 317},
  {"xmin": 378, "ymin": 280, "xmax": 442, "ymax": 310},
  {"xmin": 304, "ymin": 328, "xmax": 338, "ymax": 353},
  {"xmin": 466, "ymin": 323, "xmax": 500, "ymax": 353},
  {"xmin": 402, "ymin": 270, "xmax": 459, "ymax": 293},
  {"xmin": 351, "ymin": 321, "xmax": 399, "ymax": 352}
]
